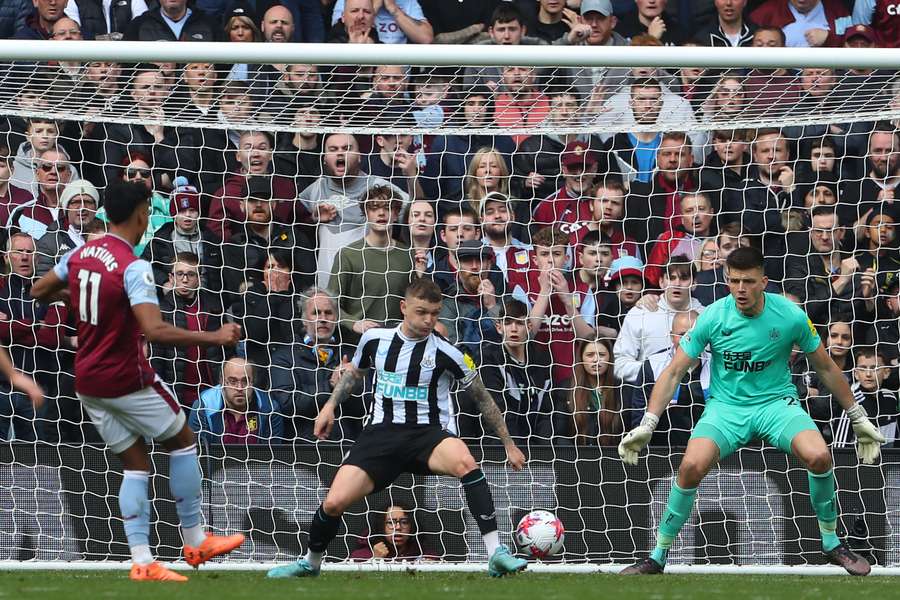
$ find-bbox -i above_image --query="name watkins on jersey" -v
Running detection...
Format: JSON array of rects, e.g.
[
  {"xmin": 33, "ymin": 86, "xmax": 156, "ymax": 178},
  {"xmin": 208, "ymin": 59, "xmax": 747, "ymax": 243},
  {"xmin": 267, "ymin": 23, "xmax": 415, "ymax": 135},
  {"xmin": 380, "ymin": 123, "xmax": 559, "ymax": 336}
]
[
  {"xmin": 723, "ymin": 350, "xmax": 771, "ymax": 373},
  {"xmin": 78, "ymin": 245, "xmax": 120, "ymax": 272},
  {"xmin": 376, "ymin": 369, "xmax": 428, "ymax": 401}
]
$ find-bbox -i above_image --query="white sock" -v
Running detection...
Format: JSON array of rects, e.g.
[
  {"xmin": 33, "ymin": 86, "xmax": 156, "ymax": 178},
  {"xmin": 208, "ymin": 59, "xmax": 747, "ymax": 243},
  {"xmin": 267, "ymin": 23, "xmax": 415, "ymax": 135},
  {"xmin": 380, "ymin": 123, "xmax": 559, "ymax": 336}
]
[
  {"xmin": 182, "ymin": 525, "xmax": 206, "ymax": 547},
  {"xmin": 131, "ymin": 544, "xmax": 154, "ymax": 566},
  {"xmin": 483, "ymin": 531, "xmax": 501, "ymax": 557},
  {"xmin": 304, "ymin": 549, "xmax": 323, "ymax": 570}
]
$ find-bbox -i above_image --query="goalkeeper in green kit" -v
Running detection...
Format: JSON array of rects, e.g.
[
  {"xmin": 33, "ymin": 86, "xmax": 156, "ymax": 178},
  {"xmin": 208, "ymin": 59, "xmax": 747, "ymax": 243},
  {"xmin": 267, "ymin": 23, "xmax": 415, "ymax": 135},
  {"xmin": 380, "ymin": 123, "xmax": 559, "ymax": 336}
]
[{"xmin": 618, "ymin": 247, "xmax": 884, "ymax": 576}]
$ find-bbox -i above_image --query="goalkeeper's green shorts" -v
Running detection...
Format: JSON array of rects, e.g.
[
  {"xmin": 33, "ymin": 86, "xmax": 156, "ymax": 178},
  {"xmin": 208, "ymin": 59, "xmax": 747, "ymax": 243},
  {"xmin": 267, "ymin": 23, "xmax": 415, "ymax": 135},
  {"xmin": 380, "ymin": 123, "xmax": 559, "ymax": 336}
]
[{"xmin": 690, "ymin": 397, "xmax": 819, "ymax": 459}]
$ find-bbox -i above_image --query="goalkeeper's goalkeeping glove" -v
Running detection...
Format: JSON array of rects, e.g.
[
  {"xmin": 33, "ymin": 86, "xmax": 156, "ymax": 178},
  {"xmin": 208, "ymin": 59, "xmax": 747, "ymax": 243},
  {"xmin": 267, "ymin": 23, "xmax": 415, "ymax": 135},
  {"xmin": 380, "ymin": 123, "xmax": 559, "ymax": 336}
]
[
  {"xmin": 846, "ymin": 403, "xmax": 885, "ymax": 465},
  {"xmin": 618, "ymin": 413, "xmax": 659, "ymax": 466}
]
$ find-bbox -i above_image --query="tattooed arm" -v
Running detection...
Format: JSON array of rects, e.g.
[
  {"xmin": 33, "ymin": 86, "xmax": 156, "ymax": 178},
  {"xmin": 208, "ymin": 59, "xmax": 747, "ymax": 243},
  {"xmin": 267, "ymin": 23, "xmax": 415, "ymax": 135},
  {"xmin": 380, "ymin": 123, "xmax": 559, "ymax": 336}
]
[
  {"xmin": 314, "ymin": 364, "xmax": 366, "ymax": 440},
  {"xmin": 468, "ymin": 375, "xmax": 526, "ymax": 471}
]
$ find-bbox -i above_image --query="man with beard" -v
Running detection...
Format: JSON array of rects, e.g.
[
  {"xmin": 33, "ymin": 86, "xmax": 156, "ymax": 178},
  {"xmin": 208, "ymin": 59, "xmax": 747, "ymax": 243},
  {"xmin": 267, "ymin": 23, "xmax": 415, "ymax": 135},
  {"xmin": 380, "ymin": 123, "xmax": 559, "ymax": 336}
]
[
  {"xmin": 841, "ymin": 128, "xmax": 900, "ymax": 228},
  {"xmin": 439, "ymin": 240, "xmax": 502, "ymax": 350},
  {"xmin": 532, "ymin": 141, "xmax": 599, "ymax": 231}
]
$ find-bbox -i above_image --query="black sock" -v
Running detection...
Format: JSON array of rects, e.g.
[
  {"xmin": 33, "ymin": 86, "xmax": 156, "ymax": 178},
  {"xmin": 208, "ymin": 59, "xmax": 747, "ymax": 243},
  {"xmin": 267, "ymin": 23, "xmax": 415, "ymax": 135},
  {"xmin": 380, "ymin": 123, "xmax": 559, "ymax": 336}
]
[
  {"xmin": 461, "ymin": 469, "xmax": 497, "ymax": 535},
  {"xmin": 307, "ymin": 505, "xmax": 341, "ymax": 553}
]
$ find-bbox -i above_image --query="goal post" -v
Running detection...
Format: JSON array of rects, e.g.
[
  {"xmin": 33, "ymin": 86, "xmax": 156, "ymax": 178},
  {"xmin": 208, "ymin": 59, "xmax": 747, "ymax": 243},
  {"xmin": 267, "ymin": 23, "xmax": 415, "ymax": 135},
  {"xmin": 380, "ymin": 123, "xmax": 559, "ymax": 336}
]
[{"xmin": 1, "ymin": 41, "xmax": 900, "ymax": 572}]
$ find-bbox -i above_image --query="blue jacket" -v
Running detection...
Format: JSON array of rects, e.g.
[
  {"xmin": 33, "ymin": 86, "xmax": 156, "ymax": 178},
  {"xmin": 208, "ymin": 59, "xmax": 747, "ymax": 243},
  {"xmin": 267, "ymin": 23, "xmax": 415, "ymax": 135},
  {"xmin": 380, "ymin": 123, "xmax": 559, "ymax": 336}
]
[
  {"xmin": 0, "ymin": 0, "xmax": 29, "ymax": 39},
  {"xmin": 189, "ymin": 385, "xmax": 284, "ymax": 444}
]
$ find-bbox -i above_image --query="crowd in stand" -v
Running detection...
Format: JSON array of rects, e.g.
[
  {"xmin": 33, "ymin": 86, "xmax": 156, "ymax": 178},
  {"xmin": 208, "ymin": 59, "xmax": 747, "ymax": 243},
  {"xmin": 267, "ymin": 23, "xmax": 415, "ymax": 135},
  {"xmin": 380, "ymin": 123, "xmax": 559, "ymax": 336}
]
[{"xmin": 0, "ymin": 0, "xmax": 899, "ymax": 452}]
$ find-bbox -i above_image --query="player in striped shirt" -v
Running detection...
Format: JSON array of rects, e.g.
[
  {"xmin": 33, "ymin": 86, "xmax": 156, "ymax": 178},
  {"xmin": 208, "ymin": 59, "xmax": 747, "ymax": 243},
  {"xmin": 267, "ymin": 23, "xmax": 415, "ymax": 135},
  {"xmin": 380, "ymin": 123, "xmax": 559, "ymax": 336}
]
[{"xmin": 267, "ymin": 278, "xmax": 529, "ymax": 578}]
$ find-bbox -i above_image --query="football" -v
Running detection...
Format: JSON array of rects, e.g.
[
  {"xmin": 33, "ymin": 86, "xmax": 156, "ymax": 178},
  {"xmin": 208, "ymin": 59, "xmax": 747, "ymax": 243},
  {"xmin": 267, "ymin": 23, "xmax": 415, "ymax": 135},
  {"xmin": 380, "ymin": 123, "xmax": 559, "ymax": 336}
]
[{"xmin": 514, "ymin": 510, "xmax": 565, "ymax": 559}]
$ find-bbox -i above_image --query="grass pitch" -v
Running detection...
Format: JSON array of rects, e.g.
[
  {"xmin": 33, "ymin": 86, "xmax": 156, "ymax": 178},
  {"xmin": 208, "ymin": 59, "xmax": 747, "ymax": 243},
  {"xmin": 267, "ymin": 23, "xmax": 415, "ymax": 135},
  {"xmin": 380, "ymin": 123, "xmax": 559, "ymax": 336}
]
[{"xmin": 0, "ymin": 571, "xmax": 895, "ymax": 600}]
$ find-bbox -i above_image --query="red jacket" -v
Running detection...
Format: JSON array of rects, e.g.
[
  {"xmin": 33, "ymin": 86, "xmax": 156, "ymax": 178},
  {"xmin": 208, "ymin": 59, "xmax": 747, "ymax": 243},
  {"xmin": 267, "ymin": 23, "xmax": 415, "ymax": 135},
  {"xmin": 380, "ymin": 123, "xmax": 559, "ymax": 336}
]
[
  {"xmin": 749, "ymin": 0, "xmax": 851, "ymax": 47},
  {"xmin": 861, "ymin": 0, "xmax": 900, "ymax": 48},
  {"xmin": 644, "ymin": 228, "xmax": 705, "ymax": 289},
  {"xmin": 206, "ymin": 174, "xmax": 310, "ymax": 242},
  {"xmin": 0, "ymin": 184, "xmax": 34, "ymax": 228}
]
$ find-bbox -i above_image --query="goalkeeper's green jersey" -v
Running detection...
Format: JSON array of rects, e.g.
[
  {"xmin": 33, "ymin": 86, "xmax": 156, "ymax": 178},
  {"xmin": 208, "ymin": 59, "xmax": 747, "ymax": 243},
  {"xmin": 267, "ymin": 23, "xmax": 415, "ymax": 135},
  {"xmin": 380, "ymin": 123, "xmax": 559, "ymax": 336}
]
[{"xmin": 679, "ymin": 293, "xmax": 821, "ymax": 406}]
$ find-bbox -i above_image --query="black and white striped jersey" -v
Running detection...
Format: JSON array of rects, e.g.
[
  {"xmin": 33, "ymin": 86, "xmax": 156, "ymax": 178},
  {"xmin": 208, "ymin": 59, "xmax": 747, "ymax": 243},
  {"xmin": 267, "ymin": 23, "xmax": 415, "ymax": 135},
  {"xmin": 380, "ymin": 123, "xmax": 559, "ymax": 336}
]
[{"xmin": 351, "ymin": 325, "xmax": 477, "ymax": 430}]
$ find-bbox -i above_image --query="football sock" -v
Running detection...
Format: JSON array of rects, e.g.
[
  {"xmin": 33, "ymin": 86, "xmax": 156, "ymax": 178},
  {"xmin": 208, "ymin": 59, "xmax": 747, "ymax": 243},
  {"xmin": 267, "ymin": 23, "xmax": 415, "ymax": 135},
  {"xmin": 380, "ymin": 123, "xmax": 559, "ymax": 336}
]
[
  {"xmin": 307, "ymin": 504, "xmax": 341, "ymax": 565},
  {"xmin": 461, "ymin": 469, "xmax": 500, "ymax": 554},
  {"xmin": 808, "ymin": 469, "xmax": 840, "ymax": 552},
  {"xmin": 169, "ymin": 444, "xmax": 207, "ymax": 547},
  {"xmin": 120, "ymin": 470, "xmax": 152, "ymax": 564},
  {"xmin": 651, "ymin": 482, "xmax": 698, "ymax": 566}
]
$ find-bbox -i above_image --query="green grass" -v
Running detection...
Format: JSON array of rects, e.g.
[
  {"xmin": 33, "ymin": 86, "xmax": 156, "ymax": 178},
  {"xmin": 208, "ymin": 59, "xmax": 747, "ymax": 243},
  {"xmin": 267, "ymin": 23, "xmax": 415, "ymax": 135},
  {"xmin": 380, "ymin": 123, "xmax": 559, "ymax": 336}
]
[{"xmin": 0, "ymin": 571, "xmax": 896, "ymax": 600}]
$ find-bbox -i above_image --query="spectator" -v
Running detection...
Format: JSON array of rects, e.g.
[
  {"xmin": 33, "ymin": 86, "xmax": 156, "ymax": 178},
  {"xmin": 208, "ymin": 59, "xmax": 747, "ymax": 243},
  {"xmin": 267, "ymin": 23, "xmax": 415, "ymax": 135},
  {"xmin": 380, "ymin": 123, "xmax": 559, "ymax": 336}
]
[
  {"xmin": 743, "ymin": 27, "xmax": 801, "ymax": 114},
  {"xmin": 644, "ymin": 192, "xmax": 715, "ymax": 289},
  {"xmin": 365, "ymin": 133, "xmax": 425, "ymax": 201},
  {"xmin": 189, "ymin": 357, "xmax": 284, "ymax": 445},
  {"xmin": 95, "ymin": 153, "xmax": 174, "ymax": 255},
  {"xmin": 126, "ymin": 0, "xmax": 219, "ymax": 41},
  {"xmin": 410, "ymin": 72, "xmax": 451, "ymax": 128},
  {"xmin": 34, "ymin": 179, "xmax": 98, "ymax": 277},
  {"xmin": 493, "ymin": 65, "xmax": 550, "ymax": 146},
  {"xmin": 596, "ymin": 255, "xmax": 645, "ymax": 333},
  {"xmin": 8, "ymin": 147, "xmax": 73, "ymax": 241},
  {"xmin": 142, "ymin": 183, "xmax": 222, "ymax": 292},
  {"xmin": 462, "ymin": 148, "xmax": 512, "ymax": 217},
  {"xmin": 699, "ymin": 71, "xmax": 748, "ymax": 122},
  {"xmin": 569, "ymin": 230, "xmax": 617, "ymax": 338},
  {"xmin": 840, "ymin": 127, "xmax": 900, "ymax": 230},
  {"xmin": 104, "ymin": 64, "xmax": 199, "ymax": 191},
  {"xmin": 330, "ymin": 184, "xmax": 414, "ymax": 342},
  {"xmin": 0, "ymin": 143, "xmax": 32, "ymax": 232},
  {"xmin": 298, "ymin": 133, "xmax": 409, "ymax": 286},
  {"xmin": 423, "ymin": 86, "xmax": 515, "ymax": 203},
  {"xmin": 261, "ymin": 64, "xmax": 325, "ymax": 121},
  {"xmin": 515, "ymin": 0, "xmax": 572, "ymax": 43},
  {"xmin": 699, "ymin": 129, "xmax": 751, "ymax": 213},
  {"xmin": 331, "ymin": 0, "xmax": 433, "ymax": 44},
  {"xmin": 172, "ymin": 62, "xmax": 220, "ymax": 121},
  {"xmin": 749, "ymin": 0, "xmax": 850, "ymax": 48},
  {"xmin": 865, "ymin": 275, "xmax": 900, "ymax": 365},
  {"xmin": 222, "ymin": 176, "xmax": 312, "ymax": 299},
  {"xmin": 855, "ymin": 211, "xmax": 900, "ymax": 295},
  {"xmin": 351, "ymin": 65, "xmax": 415, "ymax": 128},
  {"xmin": 350, "ymin": 502, "xmax": 434, "ymax": 560},
  {"xmin": 151, "ymin": 252, "xmax": 225, "ymax": 407},
  {"xmin": 439, "ymin": 239, "xmax": 502, "ymax": 349},
  {"xmin": 14, "ymin": 0, "xmax": 68, "ymax": 39},
  {"xmin": 784, "ymin": 206, "xmax": 874, "ymax": 327},
  {"xmin": 826, "ymin": 347, "xmax": 897, "ymax": 447},
  {"xmin": 605, "ymin": 79, "xmax": 675, "ymax": 184},
  {"xmin": 570, "ymin": 336, "xmax": 623, "ymax": 446},
  {"xmin": 695, "ymin": 0, "xmax": 756, "ymax": 46},
  {"xmin": 0, "ymin": 233, "xmax": 56, "ymax": 441},
  {"xmin": 615, "ymin": 0, "xmax": 688, "ymax": 45},
  {"xmin": 270, "ymin": 286, "xmax": 365, "ymax": 441},
  {"xmin": 407, "ymin": 199, "xmax": 437, "ymax": 276},
  {"xmin": 475, "ymin": 298, "xmax": 565, "ymax": 445},
  {"xmin": 463, "ymin": 4, "xmax": 547, "ymax": 91},
  {"xmin": 66, "ymin": 0, "xmax": 149, "ymax": 37},
  {"xmin": 261, "ymin": 4, "xmax": 295, "ymax": 42},
  {"xmin": 10, "ymin": 118, "xmax": 78, "ymax": 198},
  {"xmin": 479, "ymin": 192, "xmax": 530, "ymax": 279},
  {"xmin": 273, "ymin": 104, "xmax": 324, "ymax": 194},
  {"xmin": 613, "ymin": 254, "xmax": 703, "ymax": 397},
  {"xmin": 796, "ymin": 136, "xmax": 838, "ymax": 182},
  {"xmin": 509, "ymin": 226, "xmax": 595, "ymax": 380},
  {"xmin": 697, "ymin": 240, "xmax": 719, "ymax": 273},
  {"xmin": 207, "ymin": 130, "xmax": 306, "ymax": 243},
  {"xmin": 557, "ymin": 0, "xmax": 629, "ymax": 106},
  {"xmin": 222, "ymin": 4, "xmax": 262, "ymax": 80},
  {"xmin": 49, "ymin": 17, "xmax": 84, "ymax": 81},
  {"xmin": 533, "ymin": 140, "xmax": 599, "ymax": 229},
  {"xmin": 625, "ymin": 131, "xmax": 698, "ymax": 251},
  {"xmin": 853, "ymin": 0, "xmax": 900, "ymax": 48},
  {"xmin": 327, "ymin": 0, "xmax": 379, "ymax": 43},
  {"xmin": 630, "ymin": 310, "xmax": 709, "ymax": 446},
  {"xmin": 515, "ymin": 92, "xmax": 602, "ymax": 204},
  {"xmin": 431, "ymin": 205, "xmax": 481, "ymax": 293},
  {"xmin": 246, "ymin": 5, "xmax": 299, "ymax": 106},
  {"xmin": 563, "ymin": 179, "xmax": 640, "ymax": 262},
  {"xmin": 228, "ymin": 249, "xmax": 303, "ymax": 384}
]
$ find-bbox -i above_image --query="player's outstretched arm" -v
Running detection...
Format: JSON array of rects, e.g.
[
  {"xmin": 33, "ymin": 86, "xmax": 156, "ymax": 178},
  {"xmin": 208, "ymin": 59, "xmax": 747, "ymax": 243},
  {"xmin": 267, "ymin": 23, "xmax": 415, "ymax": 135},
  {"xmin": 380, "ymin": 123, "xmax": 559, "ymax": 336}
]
[
  {"xmin": 618, "ymin": 346, "xmax": 696, "ymax": 466},
  {"xmin": 132, "ymin": 303, "xmax": 241, "ymax": 348},
  {"xmin": 807, "ymin": 343, "xmax": 885, "ymax": 464},
  {"xmin": 468, "ymin": 375, "xmax": 526, "ymax": 471},
  {"xmin": 315, "ymin": 362, "xmax": 366, "ymax": 440},
  {"xmin": 30, "ymin": 271, "xmax": 70, "ymax": 304}
]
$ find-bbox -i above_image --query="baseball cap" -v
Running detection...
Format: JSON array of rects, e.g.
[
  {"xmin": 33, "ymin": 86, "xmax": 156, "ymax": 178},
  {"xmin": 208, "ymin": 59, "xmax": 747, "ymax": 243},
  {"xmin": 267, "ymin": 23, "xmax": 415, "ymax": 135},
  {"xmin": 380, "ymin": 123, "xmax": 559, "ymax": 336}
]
[
  {"xmin": 169, "ymin": 182, "xmax": 200, "ymax": 216},
  {"xmin": 455, "ymin": 240, "xmax": 493, "ymax": 261},
  {"xmin": 60, "ymin": 179, "xmax": 100, "ymax": 211},
  {"xmin": 607, "ymin": 255, "xmax": 645, "ymax": 283},
  {"xmin": 845, "ymin": 24, "xmax": 876, "ymax": 45},
  {"xmin": 227, "ymin": 2, "xmax": 258, "ymax": 25},
  {"xmin": 581, "ymin": 0, "xmax": 613, "ymax": 16},
  {"xmin": 246, "ymin": 175, "xmax": 275, "ymax": 201},
  {"xmin": 561, "ymin": 141, "xmax": 599, "ymax": 169}
]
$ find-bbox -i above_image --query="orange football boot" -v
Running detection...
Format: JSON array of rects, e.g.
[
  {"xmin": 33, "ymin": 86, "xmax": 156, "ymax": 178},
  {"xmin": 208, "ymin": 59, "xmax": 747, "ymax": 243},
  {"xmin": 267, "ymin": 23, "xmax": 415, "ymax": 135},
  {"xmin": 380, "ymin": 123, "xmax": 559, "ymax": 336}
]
[
  {"xmin": 129, "ymin": 562, "xmax": 189, "ymax": 582},
  {"xmin": 184, "ymin": 532, "xmax": 246, "ymax": 568}
]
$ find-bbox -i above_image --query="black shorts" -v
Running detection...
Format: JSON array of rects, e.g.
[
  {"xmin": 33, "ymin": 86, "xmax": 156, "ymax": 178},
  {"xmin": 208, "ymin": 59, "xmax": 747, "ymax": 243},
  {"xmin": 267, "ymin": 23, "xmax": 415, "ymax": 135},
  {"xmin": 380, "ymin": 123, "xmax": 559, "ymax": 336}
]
[{"xmin": 343, "ymin": 423, "xmax": 455, "ymax": 492}]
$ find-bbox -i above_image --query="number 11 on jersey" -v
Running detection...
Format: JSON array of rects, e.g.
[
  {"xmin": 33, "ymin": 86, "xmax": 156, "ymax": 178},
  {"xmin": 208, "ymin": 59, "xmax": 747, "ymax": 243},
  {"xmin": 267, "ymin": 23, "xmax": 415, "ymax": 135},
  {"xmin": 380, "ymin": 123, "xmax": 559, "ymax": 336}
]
[{"xmin": 78, "ymin": 270, "xmax": 101, "ymax": 325}]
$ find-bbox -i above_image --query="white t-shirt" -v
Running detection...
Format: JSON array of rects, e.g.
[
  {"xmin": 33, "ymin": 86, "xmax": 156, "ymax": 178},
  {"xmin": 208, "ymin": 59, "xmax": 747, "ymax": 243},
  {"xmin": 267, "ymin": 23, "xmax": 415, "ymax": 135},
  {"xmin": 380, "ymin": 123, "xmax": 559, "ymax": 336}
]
[{"xmin": 783, "ymin": 2, "xmax": 829, "ymax": 47}]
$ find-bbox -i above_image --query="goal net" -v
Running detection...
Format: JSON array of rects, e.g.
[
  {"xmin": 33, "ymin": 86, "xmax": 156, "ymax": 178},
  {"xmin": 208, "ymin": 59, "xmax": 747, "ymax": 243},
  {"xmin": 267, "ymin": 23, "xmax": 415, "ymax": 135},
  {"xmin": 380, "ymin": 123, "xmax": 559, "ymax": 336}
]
[{"xmin": 1, "ymin": 41, "xmax": 900, "ymax": 569}]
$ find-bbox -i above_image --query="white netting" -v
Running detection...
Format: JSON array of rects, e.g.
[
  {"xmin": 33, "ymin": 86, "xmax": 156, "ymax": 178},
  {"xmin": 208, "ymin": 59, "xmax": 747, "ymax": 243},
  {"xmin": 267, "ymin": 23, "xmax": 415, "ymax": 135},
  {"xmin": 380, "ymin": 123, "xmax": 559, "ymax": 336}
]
[{"xmin": 0, "ymin": 42, "xmax": 899, "ymax": 568}]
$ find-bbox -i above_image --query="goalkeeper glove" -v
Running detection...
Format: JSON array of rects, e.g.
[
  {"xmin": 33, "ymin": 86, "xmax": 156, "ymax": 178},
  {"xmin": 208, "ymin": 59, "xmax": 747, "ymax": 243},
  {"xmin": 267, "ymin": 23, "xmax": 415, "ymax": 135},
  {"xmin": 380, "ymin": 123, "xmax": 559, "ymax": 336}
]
[
  {"xmin": 847, "ymin": 403, "xmax": 885, "ymax": 465},
  {"xmin": 618, "ymin": 413, "xmax": 659, "ymax": 466}
]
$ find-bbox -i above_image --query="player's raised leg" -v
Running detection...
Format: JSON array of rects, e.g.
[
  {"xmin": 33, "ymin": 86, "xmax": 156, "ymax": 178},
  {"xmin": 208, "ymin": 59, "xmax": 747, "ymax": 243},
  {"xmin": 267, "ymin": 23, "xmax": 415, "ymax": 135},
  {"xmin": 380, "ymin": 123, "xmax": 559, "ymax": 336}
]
[
  {"xmin": 160, "ymin": 423, "xmax": 245, "ymax": 568},
  {"xmin": 790, "ymin": 429, "xmax": 870, "ymax": 575},
  {"xmin": 621, "ymin": 437, "xmax": 719, "ymax": 575},
  {"xmin": 267, "ymin": 465, "xmax": 375, "ymax": 578},
  {"xmin": 427, "ymin": 437, "xmax": 527, "ymax": 577}
]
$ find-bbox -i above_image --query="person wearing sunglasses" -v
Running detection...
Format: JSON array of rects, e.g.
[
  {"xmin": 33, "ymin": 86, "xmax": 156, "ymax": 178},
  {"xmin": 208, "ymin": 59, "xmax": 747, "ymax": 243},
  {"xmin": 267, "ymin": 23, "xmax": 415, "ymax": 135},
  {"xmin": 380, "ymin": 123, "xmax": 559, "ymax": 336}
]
[{"xmin": 9, "ymin": 118, "xmax": 80, "ymax": 199}]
